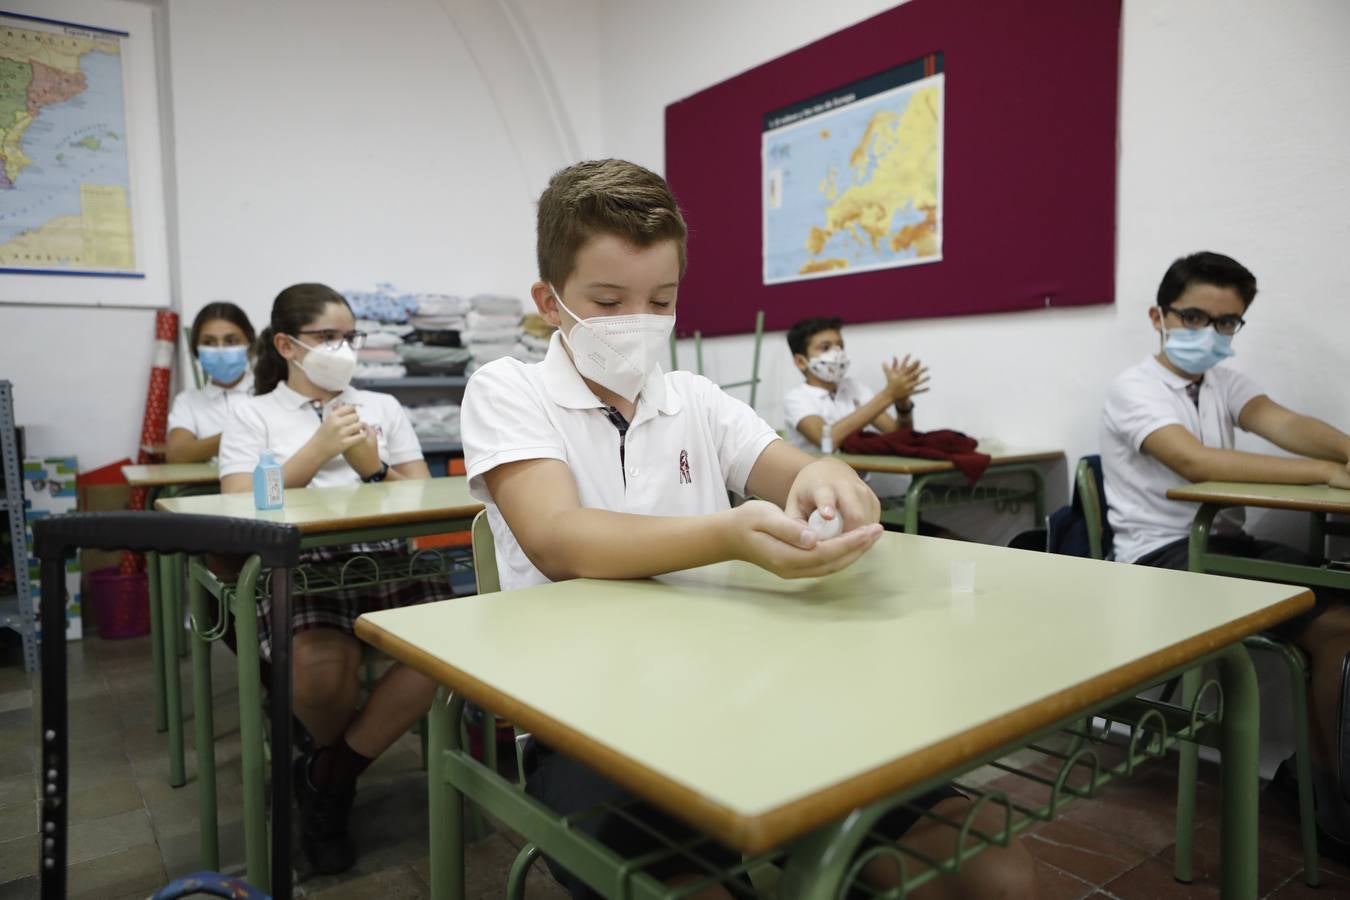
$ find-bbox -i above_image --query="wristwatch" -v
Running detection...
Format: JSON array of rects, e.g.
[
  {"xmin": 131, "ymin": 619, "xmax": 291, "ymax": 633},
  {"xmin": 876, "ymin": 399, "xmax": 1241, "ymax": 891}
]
[
  {"xmin": 896, "ymin": 401, "xmax": 915, "ymax": 414},
  {"xmin": 362, "ymin": 461, "xmax": 389, "ymax": 483}
]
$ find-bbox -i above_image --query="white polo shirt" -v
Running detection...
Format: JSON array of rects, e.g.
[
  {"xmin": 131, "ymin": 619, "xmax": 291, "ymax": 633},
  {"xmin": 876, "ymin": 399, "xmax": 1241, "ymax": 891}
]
[
  {"xmin": 783, "ymin": 378, "xmax": 909, "ymax": 498},
  {"xmin": 1101, "ymin": 355, "xmax": 1265, "ymax": 563},
  {"xmin": 219, "ymin": 381, "xmax": 423, "ymax": 488},
  {"xmin": 167, "ymin": 372, "xmax": 254, "ymax": 440},
  {"xmin": 461, "ymin": 331, "xmax": 780, "ymax": 591}
]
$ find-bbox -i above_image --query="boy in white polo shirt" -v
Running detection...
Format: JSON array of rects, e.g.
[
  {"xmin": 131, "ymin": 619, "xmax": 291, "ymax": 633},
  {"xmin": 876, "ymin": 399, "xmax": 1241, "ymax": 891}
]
[
  {"xmin": 1101, "ymin": 250, "xmax": 1350, "ymax": 852},
  {"xmin": 461, "ymin": 159, "xmax": 1036, "ymax": 899}
]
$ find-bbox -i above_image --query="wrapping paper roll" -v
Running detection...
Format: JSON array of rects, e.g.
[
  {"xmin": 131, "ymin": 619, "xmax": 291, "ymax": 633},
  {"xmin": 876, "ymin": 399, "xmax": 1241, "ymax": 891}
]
[{"xmin": 122, "ymin": 309, "xmax": 179, "ymax": 574}]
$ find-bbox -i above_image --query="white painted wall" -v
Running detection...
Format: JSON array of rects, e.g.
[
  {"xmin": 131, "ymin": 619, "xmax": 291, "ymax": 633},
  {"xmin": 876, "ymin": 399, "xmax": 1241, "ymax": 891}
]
[
  {"xmin": 3, "ymin": 0, "xmax": 600, "ymax": 470},
  {"xmin": 600, "ymin": 0, "xmax": 1350, "ymax": 543}
]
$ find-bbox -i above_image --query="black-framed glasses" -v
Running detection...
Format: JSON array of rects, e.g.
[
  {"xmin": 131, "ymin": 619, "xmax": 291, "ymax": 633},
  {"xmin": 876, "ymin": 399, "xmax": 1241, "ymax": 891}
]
[
  {"xmin": 1165, "ymin": 306, "xmax": 1246, "ymax": 336},
  {"xmin": 296, "ymin": 329, "xmax": 367, "ymax": 351}
]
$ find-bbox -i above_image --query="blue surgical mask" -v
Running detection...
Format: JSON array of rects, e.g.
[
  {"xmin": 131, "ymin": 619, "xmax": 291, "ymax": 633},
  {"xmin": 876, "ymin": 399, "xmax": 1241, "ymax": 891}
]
[
  {"xmin": 1162, "ymin": 326, "xmax": 1234, "ymax": 375},
  {"xmin": 198, "ymin": 345, "xmax": 249, "ymax": 385}
]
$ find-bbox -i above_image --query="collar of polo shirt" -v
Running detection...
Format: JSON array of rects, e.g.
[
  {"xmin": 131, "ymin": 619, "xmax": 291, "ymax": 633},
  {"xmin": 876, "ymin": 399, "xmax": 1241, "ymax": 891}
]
[
  {"xmin": 201, "ymin": 370, "xmax": 254, "ymax": 398},
  {"xmin": 272, "ymin": 380, "xmax": 360, "ymax": 410},
  {"xmin": 540, "ymin": 331, "xmax": 681, "ymax": 417},
  {"xmin": 1147, "ymin": 354, "xmax": 1202, "ymax": 393}
]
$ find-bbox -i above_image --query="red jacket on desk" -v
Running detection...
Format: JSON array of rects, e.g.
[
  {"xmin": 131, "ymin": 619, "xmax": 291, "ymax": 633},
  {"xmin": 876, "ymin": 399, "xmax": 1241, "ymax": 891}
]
[{"xmin": 839, "ymin": 428, "xmax": 991, "ymax": 483}]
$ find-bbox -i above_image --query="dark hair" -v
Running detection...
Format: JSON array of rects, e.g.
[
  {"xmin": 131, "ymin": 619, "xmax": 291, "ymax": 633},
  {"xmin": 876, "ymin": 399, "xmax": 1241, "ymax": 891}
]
[
  {"xmin": 189, "ymin": 301, "xmax": 255, "ymax": 354},
  {"xmin": 786, "ymin": 316, "xmax": 844, "ymax": 357},
  {"xmin": 536, "ymin": 159, "xmax": 688, "ymax": 288},
  {"xmin": 253, "ymin": 283, "xmax": 351, "ymax": 395},
  {"xmin": 1156, "ymin": 251, "xmax": 1257, "ymax": 309}
]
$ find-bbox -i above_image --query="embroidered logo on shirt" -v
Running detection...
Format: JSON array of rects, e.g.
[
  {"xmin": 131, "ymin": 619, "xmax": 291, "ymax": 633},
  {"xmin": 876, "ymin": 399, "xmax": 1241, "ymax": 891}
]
[{"xmin": 679, "ymin": 449, "xmax": 692, "ymax": 484}]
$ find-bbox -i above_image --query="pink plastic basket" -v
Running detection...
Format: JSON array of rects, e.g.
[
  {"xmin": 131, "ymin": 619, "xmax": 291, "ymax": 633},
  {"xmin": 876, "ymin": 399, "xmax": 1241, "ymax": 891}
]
[{"xmin": 90, "ymin": 566, "xmax": 150, "ymax": 639}]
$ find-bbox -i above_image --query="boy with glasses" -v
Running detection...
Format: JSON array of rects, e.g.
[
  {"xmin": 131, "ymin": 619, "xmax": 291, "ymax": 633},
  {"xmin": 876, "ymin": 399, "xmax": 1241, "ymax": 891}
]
[{"xmin": 1101, "ymin": 250, "xmax": 1350, "ymax": 855}]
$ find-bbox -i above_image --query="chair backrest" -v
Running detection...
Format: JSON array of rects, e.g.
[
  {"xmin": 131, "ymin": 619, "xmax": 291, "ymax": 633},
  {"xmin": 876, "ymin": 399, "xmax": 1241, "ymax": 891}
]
[
  {"xmin": 471, "ymin": 509, "xmax": 499, "ymax": 595},
  {"xmin": 670, "ymin": 310, "xmax": 765, "ymax": 410},
  {"xmin": 182, "ymin": 325, "xmax": 204, "ymax": 390},
  {"xmin": 1075, "ymin": 455, "xmax": 1111, "ymax": 561}
]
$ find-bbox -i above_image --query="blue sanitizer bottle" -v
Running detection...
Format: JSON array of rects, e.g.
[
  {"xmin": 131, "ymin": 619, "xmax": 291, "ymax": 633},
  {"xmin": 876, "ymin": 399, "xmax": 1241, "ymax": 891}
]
[{"xmin": 253, "ymin": 450, "xmax": 284, "ymax": 510}]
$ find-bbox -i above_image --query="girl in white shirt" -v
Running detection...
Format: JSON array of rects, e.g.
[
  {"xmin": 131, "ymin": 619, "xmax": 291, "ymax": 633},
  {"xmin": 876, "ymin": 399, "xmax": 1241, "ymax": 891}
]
[
  {"xmin": 217, "ymin": 283, "xmax": 436, "ymax": 875},
  {"xmin": 166, "ymin": 302, "xmax": 256, "ymax": 463}
]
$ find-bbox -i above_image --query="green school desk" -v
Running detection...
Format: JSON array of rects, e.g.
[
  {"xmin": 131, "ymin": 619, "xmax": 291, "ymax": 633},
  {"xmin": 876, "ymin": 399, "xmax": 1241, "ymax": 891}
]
[
  {"xmin": 834, "ymin": 446, "xmax": 1064, "ymax": 533},
  {"xmin": 156, "ymin": 477, "xmax": 482, "ymax": 896},
  {"xmin": 122, "ymin": 462, "xmax": 220, "ymax": 787},
  {"xmin": 357, "ymin": 532, "xmax": 1309, "ymax": 899}
]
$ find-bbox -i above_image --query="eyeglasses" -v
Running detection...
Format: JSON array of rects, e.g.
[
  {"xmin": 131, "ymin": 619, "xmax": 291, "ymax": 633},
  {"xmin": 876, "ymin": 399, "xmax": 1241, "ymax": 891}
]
[
  {"xmin": 1164, "ymin": 306, "xmax": 1246, "ymax": 336},
  {"xmin": 295, "ymin": 329, "xmax": 367, "ymax": 351}
]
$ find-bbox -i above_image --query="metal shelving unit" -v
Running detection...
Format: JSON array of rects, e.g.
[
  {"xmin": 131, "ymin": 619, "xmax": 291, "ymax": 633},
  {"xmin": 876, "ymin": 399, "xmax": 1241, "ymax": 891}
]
[
  {"xmin": 351, "ymin": 374, "xmax": 467, "ymax": 389},
  {"xmin": 0, "ymin": 381, "xmax": 37, "ymax": 672}
]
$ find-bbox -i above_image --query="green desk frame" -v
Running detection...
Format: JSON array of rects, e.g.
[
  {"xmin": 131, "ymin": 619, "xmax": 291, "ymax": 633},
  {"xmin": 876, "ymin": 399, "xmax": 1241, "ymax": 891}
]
[
  {"xmin": 178, "ymin": 514, "xmax": 476, "ymax": 893},
  {"xmin": 881, "ymin": 464, "xmax": 1047, "ymax": 534},
  {"xmin": 424, "ymin": 645, "xmax": 1263, "ymax": 899}
]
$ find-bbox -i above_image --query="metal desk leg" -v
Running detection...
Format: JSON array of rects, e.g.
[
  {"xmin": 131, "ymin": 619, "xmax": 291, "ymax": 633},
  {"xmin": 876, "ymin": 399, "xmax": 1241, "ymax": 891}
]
[
  {"xmin": 1310, "ymin": 511, "xmax": 1327, "ymax": 560},
  {"xmin": 902, "ymin": 475, "xmax": 929, "ymax": 534},
  {"xmin": 188, "ymin": 559, "xmax": 219, "ymax": 870},
  {"xmin": 1217, "ymin": 643, "xmax": 1260, "ymax": 898},
  {"xmin": 147, "ymin": 549, "xmax": 167, "ymax": 734},
  {"xmin": 429, "ymin": 687, "xmax": 466, "ymax": 900},
  {"xmin": 160, "ymin": 553, "xmax": 186, "ymax": 787},
  {"xmin": 231, "ymin": 555, "xmax": 269, "ymax": 892},
  {"xmin": 270, "ymin": 566, "xmax": 294, "ymax": 900},
  {"xmin": 1175, "ymin": 504, "xmax": 1221, "ymax": 882}
]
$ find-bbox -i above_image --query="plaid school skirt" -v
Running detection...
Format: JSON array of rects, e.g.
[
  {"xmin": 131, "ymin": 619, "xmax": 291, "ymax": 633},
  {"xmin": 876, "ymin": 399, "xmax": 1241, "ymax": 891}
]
[{"xmin": 254, "ymin": 540, "xmax": 444, "ymax": 662}]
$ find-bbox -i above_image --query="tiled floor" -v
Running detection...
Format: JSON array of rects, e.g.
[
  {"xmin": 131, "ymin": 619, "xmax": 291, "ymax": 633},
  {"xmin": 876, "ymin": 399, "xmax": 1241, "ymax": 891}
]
[{"xmin": 1, "ymin": 634, "xmax": 1348, "ymax": 899}]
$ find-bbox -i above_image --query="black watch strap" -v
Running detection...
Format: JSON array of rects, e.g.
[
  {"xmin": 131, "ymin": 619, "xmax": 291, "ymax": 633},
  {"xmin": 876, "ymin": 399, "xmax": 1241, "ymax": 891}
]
[{"xmin": 363, "ymin": 461, "xmax": 389, "ymax": 483}]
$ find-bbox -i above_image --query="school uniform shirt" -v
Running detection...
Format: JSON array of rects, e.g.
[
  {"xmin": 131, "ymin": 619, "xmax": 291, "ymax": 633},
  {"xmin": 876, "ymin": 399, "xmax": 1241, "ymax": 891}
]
[
  {"xmin": 218, "ymin": 381, "xmax": 423, "ymax": 489},
  {"xmin": 461, "ymin": 331, "xmax": 780, "ymax": 591},
  {"xmin": 1100, "ymin": 355, "xmax": 1265, "ymax": 563},
  {"xmin": 166, "ymin": 371, "xmax": 254, "ymax": 440},
  {"xmin": 782, "ymin": 378, "xmax": 910, "ymax": 498}
]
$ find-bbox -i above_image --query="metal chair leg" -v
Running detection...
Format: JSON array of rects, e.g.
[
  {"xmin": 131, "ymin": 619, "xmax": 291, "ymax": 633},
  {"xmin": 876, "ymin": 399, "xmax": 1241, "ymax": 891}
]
[{"xmin": 1173, "ymin": 666, "xmax": 1202, "ymax": 883}]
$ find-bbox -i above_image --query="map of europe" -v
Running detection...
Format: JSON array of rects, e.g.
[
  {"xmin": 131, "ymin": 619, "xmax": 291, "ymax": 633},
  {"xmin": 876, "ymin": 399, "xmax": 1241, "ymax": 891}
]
[
  {"xmin": 0, "ymin": 14, "xmax": 136, "ymax": 274},
  {"xmin": 763, "ymin": 72, "xmax": 942, "ymax": 284}
]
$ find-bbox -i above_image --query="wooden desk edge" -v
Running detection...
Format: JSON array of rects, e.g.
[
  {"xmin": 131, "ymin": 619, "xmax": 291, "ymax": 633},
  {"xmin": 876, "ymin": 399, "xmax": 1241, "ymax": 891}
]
[
  {"xmin": 1166, "ymin": 487, "xmax": 1350, "ymax": 515},
  {"xmin": 845, "ymin": 450, "xmax": 1065, "ymax": 475},
  {"xmin": 355, "ymin": 586, "xmax": 1311, "ymax": 855},
  {"xmin": 152, "ymin": 500, "xmax": 482, "ymax": 533}
]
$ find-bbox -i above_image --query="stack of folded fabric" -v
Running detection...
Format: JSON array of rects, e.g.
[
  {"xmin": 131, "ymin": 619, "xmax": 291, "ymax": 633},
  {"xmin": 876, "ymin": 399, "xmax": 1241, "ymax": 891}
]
[
  {"xmin": 405, "ymin": 403, "xmax": 462, "ymax": 447},
  {"xmin": 396, "ymin": 343, "xmax": 472, "ymax": 376},
  {"xmin": 464, "ymin": 295, "xmax": 523, "ymax": 367},
  {"xmin": 518, "ymin": 313, "xmax": 556, "ymax": 363},
  {"xmin": 343, "ymin": 283, "xmax": 419, "ymax": 324},
  {"xmin": 408, "ymin": 294, "xmax": 468, "ymax": 347}
]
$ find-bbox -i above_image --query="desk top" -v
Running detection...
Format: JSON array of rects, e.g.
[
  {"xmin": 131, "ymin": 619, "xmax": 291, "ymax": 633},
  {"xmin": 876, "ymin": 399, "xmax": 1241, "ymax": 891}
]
[
  {"xmin": 1167, "ymin": 481, "xmax": 1350, "ymax": 514},
  {"xmin": 155, "ymin": 477, "xmax": 481, "ymax": 534},
  {"xmin": 122, "ymin": 463, "xmax": 219, "ymax": 487},
  {"xmin": 836, "ymin": 446, "xmax": 1063, "ymax": 475},
  {"xmin": 356, "ymin": 532, "xmax": 1309, "ymax": 854}
]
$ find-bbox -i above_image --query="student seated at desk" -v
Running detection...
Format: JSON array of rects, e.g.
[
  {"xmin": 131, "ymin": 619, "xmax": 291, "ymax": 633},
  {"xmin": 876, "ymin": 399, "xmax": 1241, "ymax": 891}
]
[
  {"xmin": 784, "ymin": 316, "xmax": 962, "ymax": 539},
  {"xmin": 218, "ymin": 283, "xmax": 439, "ymax": 875},
  {"xmin": 1101, "ymin": 250, "xmax": 1350, "ymax": 856},
  {"xmin": 166, "ymin": 302, "xmax": 256, "ymax": 463},
  {"xmin": 462, "ymin": 159, "xmax": 1037, "ymax": 900}
]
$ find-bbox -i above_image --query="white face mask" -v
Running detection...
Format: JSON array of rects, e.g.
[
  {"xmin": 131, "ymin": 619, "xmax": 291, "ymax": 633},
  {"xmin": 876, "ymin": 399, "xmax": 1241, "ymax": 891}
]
[
  {"xmin": 288, "ymin": 335, "xmax": 357, "ymax": 391},
  {"xmin": 551, "ymin": 285, "xmax": 675, "ymax": 403},
  {"xmin": 807, "ymin": 348, "xmax": 850, "ymax": 384}
]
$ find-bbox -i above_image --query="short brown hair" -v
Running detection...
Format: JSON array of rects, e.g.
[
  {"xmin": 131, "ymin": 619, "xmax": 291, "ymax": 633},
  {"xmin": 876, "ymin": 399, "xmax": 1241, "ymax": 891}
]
[{"xmin": 536, "ymin": 159, "xmax": 688, "ymax": 288}]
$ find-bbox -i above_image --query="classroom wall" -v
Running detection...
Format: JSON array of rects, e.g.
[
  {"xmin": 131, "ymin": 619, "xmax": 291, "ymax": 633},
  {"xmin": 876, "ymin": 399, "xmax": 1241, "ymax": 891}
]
[
  {"xmin": 2, "ymin": 0, "xmax": 601, "ymax": 471},
  {"xmin": 600, "ymin": 0, "xmax": 1350, "ymax": 541}
]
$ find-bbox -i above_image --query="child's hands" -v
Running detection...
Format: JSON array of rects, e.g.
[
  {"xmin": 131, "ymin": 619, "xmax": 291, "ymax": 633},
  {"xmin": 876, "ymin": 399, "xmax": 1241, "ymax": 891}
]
[
  {"xmin": 309, "ymin": 403, "xmax": 365, "ymax": 461},
  {"xmin": 1329, "ymin": 462, "xmax": 1350, "ymax": 491},
  {"xmin": 342, "ymin": 423, "xmax": 383, "ymax": 479},
  {"xmin": 882, "ymin": 355, "xmax": 930, "ymax": 405},
  {"xmin": 785, "ymin": 457, "xmax": 881, "ymax": 532},
  {"xmin": 731, "ymin": 499, "xmax": 882, "ymax": 579}
]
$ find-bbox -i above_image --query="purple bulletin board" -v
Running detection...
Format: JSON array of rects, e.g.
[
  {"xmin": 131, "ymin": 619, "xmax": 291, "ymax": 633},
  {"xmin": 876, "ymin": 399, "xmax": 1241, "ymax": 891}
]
[{"xmin": 664, "ymin": 0, "xmax": 1121, "ymax": 338}]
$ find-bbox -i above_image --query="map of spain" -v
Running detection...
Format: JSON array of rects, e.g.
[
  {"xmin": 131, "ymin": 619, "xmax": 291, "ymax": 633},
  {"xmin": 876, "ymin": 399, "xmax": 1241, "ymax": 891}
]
[
  {"xmin": 0, "ymin": 13, "xmax": 136, "ymax": 274},
  {"xmin": 763, "ymin": 63, "xmax": 943, "ymax": 285}
]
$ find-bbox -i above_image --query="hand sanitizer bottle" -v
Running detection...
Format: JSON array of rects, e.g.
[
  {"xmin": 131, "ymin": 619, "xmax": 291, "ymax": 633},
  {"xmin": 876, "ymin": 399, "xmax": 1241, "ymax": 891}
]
[
  {"xmin": 820, "ymin": 429, "xmax": 833, "ymax": 455},
  {"xmin": 253, "ymin": 450, "xmax": 284, "ymax": 510}
]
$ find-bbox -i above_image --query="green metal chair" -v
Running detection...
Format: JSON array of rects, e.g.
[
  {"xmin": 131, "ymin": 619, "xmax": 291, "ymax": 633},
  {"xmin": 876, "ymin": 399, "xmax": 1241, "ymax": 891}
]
[
  {"xmin": 182, "ymin": 324, "xmax": 205, "ymax": 390},
  {"xmin": 1077, "ymin": 460, "xmax": 1318, "ymax": 886},
  {"xmin": 669, "ymin": 310, "xmax": 765, "ymax": 410}
]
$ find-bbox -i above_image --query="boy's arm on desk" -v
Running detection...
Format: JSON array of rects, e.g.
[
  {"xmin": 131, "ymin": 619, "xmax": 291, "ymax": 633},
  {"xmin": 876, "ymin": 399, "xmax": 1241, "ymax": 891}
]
[{"xmin": 484, "ymin": 457, "xmax": 880, "ymax": 582}]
